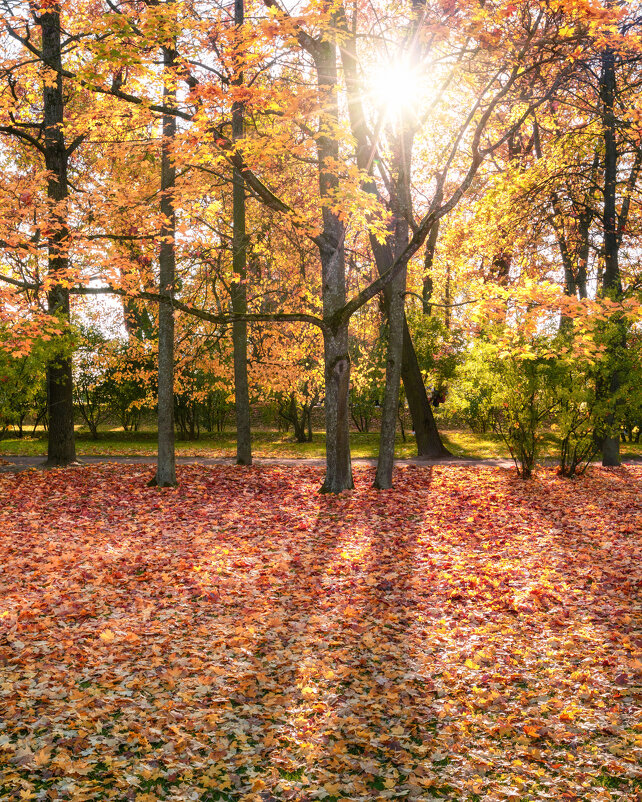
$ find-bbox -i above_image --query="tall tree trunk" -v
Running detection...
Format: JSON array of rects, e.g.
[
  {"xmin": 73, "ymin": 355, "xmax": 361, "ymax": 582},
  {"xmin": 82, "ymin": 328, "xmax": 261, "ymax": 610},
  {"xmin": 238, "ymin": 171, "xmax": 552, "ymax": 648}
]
[
  {"xmin": 315, "ymin": 39, "xmax": 353, "ymax": 493},
  {"xmin": 375, "ymin": 129, "xmax": 411, "ymax": 489},
  {"xmin": 370, "ymin": 236, "xmax": 449, "ymax": 457},
  {"xmin": 151, "ymin": 42, "xmax": 178, "ymax": 487},
  {"xmin": 231, "ymin": 0, "xmax": 252, "ymax": 465},
  {"xmin": 40, "ymin": 6, "xmax": 76, "ymax": 467},
  {"xmin": 599, "ymin": 45, "xmax": 623, "ymax": 467}
]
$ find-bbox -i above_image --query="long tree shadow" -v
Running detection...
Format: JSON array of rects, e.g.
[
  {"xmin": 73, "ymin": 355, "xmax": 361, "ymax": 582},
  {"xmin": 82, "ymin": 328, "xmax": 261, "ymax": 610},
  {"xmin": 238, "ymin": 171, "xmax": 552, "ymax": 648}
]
[
  {"xmin": 215, "ymin": 465, "xmax": 443, "ymax": 800},
  {"xmin": 4, "ymin": 462, "xmax": 638, "ymax": 800}
]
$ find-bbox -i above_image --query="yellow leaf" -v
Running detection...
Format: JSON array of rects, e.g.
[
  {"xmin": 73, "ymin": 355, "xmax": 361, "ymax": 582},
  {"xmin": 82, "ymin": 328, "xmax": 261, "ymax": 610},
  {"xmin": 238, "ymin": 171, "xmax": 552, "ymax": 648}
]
[
  {"xmin": 33, "ymin": 748, "xmax": 51, "ymax": 767},
  {"xmin": 99, "ymin": 629, "xmax": 115, "ymax": 642}
]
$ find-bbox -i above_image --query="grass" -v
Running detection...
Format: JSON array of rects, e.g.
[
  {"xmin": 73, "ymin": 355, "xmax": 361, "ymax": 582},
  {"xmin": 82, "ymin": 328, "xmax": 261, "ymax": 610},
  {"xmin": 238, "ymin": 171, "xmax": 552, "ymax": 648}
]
[{"xmin": 2, "ymin": 423, "xmax": 641, "ymax": 462}]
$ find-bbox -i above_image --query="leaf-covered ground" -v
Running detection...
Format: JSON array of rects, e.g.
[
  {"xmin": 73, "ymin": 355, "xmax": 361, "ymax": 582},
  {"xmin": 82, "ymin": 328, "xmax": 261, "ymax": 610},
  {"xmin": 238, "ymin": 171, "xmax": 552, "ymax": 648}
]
[{"xmin": 0, "ymin": 465, "xmax": 641, "ymax": 802}]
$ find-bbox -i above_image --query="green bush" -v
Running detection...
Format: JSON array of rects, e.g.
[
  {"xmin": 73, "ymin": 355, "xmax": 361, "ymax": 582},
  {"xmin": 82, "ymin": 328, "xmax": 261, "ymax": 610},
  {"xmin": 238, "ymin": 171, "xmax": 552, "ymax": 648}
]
[
  {"xmin": 450, "ymin": 338, "xmax": 559, "ymax": 478},
  {"xmin": 0, "ymin": 333, "xmax": 50, "ymax": 439}
]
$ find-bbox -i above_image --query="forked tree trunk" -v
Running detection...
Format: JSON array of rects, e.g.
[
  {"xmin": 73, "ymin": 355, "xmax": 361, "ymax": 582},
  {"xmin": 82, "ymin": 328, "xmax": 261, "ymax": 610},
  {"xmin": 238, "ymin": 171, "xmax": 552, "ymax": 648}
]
[
  {"xmin": 231, "ymin": 0, "xmax": 252, "ymax": 465},
  {"xmin": 40, "ymin": 6, "xmax": 76, "ymax": 466},
  {"xmin": 151, "ymin": 42, "xmax": 178, "ymax": 487},
  {"xmin": 339, "ymin": 31, "xmax": 449, "ymax": 461},
  {"xmin": 370, "ymin": 236, "xmax": 450, "ymax": 460}
]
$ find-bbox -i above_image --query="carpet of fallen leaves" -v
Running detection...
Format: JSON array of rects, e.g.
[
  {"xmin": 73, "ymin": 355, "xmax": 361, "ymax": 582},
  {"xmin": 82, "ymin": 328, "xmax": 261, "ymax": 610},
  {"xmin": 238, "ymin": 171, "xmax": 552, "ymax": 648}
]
[{"xmin": 0, "ymin": 464, "xmax": 641, "ymax": 802}]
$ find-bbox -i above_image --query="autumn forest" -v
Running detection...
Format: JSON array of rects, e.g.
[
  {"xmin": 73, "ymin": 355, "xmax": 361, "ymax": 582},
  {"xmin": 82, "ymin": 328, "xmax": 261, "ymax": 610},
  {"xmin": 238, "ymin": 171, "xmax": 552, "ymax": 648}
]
[{"xmin": 0, "ymin": 0, "xmax": 641, "ymax": 799}]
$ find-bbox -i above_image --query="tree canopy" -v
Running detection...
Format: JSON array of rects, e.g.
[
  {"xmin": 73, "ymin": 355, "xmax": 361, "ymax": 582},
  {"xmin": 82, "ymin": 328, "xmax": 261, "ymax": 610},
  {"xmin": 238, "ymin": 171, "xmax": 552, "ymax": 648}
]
[{"xmin": 1, "ymin": 0, "xmax": 641, "ymax": 487}]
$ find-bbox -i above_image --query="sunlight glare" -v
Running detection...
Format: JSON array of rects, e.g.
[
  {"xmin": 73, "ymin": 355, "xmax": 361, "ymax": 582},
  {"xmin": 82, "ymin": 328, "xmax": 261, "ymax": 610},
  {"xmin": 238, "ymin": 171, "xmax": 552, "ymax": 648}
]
[{"xmin": 369, "ymin": 58, "xmax": 420, "ymax": 119}]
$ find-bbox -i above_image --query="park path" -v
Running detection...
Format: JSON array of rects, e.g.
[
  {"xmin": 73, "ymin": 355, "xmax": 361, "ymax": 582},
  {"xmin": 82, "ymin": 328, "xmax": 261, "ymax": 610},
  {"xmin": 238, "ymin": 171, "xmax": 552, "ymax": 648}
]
[{"xmin": 0, "ymin": 453, "xmax": 521, "ymax": 473}]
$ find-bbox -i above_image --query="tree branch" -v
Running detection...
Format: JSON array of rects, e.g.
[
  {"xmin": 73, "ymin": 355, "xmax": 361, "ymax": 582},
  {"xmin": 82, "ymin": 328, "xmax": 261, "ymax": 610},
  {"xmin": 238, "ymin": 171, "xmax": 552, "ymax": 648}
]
[{"xmin": 0, "ymin": 274, "xmax": 327, "ymax": 331}]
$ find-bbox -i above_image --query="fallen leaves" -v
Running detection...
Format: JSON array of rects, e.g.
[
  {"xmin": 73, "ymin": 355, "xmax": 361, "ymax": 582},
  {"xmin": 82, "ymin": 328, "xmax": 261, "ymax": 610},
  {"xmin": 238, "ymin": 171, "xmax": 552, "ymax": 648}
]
[{"xmin": 0, "ymin": 463, "xmax": 640, "ymax": 800}]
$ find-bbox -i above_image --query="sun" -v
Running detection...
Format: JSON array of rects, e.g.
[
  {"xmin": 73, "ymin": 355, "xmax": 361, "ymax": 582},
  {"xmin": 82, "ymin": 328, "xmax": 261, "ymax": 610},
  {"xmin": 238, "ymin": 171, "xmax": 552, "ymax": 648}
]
[{"xmin": 368, "ymin": 57, "xmax": 422, "ymax": 119}]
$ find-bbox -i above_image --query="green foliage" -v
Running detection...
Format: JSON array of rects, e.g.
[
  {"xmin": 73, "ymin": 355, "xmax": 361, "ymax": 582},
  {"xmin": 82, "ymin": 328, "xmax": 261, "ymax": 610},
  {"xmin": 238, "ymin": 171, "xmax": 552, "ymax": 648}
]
[
  {"xmin": 73, "ymin": 327, "xmax": 114, "ymax": 439},
  {"xmin": 450, "ymin": 318, "xmax": 642, "ymax": 478},
  {"xmin": 409, "ymin": 312, "xmax": 465, "ymax": 383},
  {"xmin": 200, "ymin": 387, "xmax": 234, "ymax": 434},
  {"xmin": 350, "ymin": 385, "xmax": 379, "ymax": 433},
  {"xmin": 607, "ymin": 322, "xmax": 642, "ymax": 447},
  {"xmin": 450, "ymin": 337, "xmax": 559, "ymax": 478},
  {"xmin": 74, "ymin": 328, "xmax": 155, "ymax": 438},
  {"xmin": 0, "ymin": 331, "xmax": 51, "ymax": 439},
  {"xmin": 407, "ymin": 311, "xmax": 466, "ymax": 422},
  {"xmin": 554, "ymin": 350, "xmax": 600, "ymax": 478}
]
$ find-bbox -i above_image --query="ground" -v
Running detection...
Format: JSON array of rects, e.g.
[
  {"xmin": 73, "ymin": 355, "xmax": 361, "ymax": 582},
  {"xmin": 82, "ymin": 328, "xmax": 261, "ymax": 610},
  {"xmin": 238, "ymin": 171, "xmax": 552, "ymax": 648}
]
[
  {"xmin": 0, "ymin": 463, "xmax": 641, "ymax": 801},
  {"xmin": 2, "ymin": 426, "xmax": 641, "ymax": 462}
]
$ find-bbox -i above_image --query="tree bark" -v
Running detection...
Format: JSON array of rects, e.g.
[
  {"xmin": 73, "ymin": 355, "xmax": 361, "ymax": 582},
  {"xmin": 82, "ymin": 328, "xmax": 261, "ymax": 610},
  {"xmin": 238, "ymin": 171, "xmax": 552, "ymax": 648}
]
[
  {"xmin": 400, "ymin": 317, "xmax": 450, "ymax": 457},
  {"xmin": 151, "ymin": 42, "xmax": 178, "ymax": 487},
  {"xmin": 314, "ymin": 38, "xmax": 353, "ymax": 493},
  {"xmin": 322, "ymin": 323, "xmax": 353, "ymax": 493},
  {"xmin": 231, "ymin": 0, "xmax": 252, "ymax": 465},
  {"xmin": 375, "ymin": 129, "xmax": 411, "ymax": 489},
  {"xmin": 40, "ymin": 6, "xmax": 76, "ymax": 466},
  {"xmin": 422, "ymin": 220, "xmax": 439, "ymax": 315},
  {"xmin": 599, "ymin": 45, "xmax": 623, "ymax": 467}
]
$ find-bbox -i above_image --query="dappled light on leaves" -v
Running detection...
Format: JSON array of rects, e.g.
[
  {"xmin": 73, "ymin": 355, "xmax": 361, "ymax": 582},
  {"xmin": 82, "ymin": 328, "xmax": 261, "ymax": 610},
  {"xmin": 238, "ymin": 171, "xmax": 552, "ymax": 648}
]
[{"xmin": 0, "ymin": 464, "xmax": 640, "ymax": 800}]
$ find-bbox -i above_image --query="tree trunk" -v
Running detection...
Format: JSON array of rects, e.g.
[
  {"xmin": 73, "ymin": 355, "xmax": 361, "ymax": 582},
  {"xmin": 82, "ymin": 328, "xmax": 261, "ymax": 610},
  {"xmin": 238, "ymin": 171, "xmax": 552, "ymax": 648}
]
[
  {"xmin": 370, "ymin": 237, "xmax": 451, "ymax": 458},
  {"xmin": 151, "ymin": 42, "xmax": 177, "ymax": 487},
  {"xmin": 422, "ymin": 220, "xmax": 439, "ymax": 315},
  {"xmin": 40, "ymin": 7, "xmax": 76, "ymax": 467},
  {"xmin": 400, "ymin": 317, "xmax": 450, "ymax": 457},
  {"xmin": 231, "ymin": 0, "xmax": 252, "ymax": 465},
  {"xmin": 322, "ymin": 323, "xmax": 353, "ymax": 493},
  {"xmin": 375, "ymin": 264, "xmax": 406, "ymax": 488},
  {"xmin": 375, "ymin": 128, "xmax": 412, "ymax": 489},
  {"xmin": 599, "ymin": 45, "xmax": 623, "ymax": 467},
  {"xmin": 315, "ymin": 39, "xmax": 353, "ymax": 493}
]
